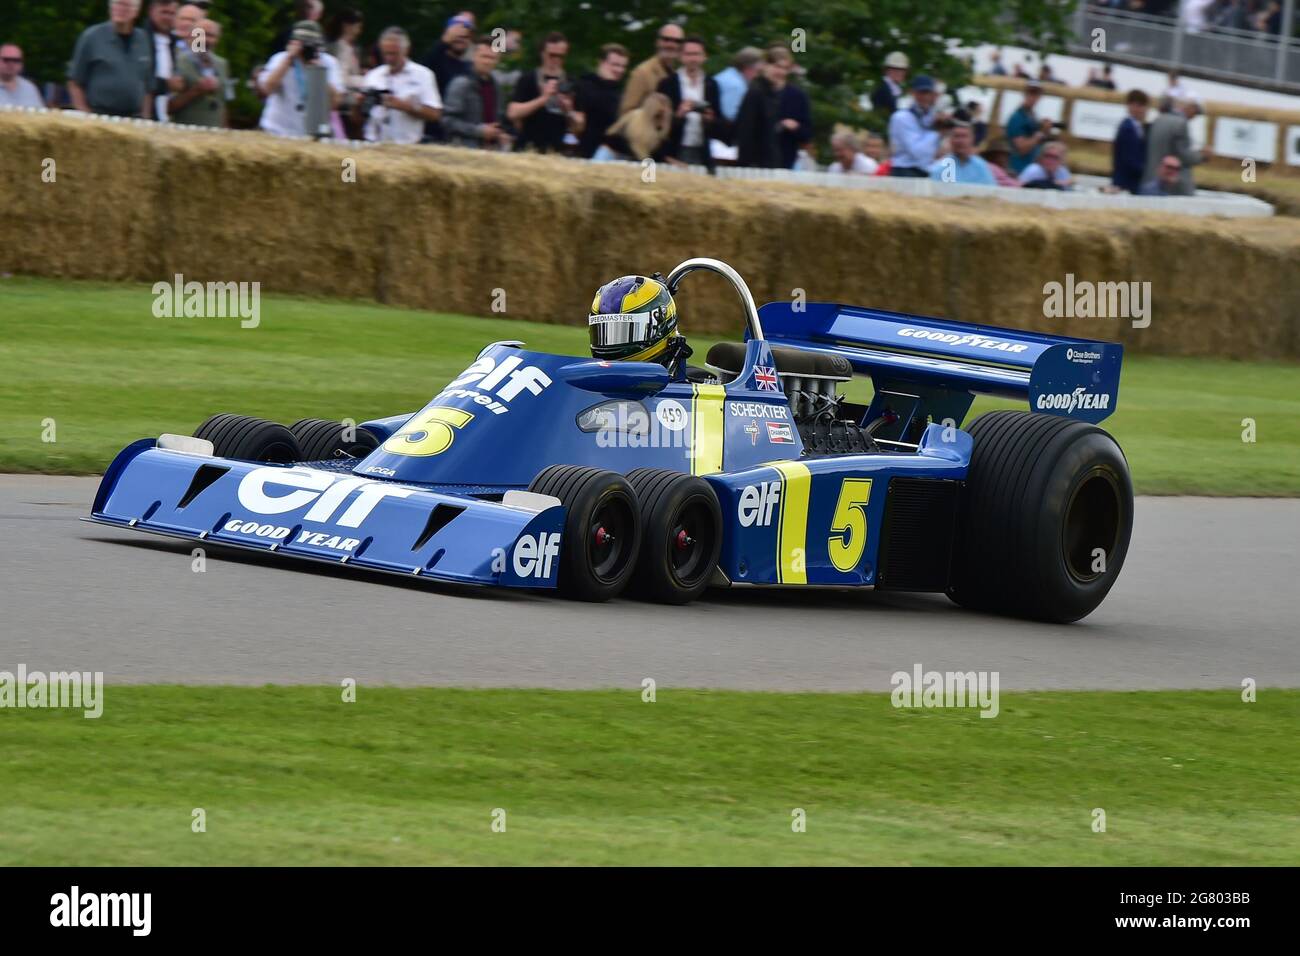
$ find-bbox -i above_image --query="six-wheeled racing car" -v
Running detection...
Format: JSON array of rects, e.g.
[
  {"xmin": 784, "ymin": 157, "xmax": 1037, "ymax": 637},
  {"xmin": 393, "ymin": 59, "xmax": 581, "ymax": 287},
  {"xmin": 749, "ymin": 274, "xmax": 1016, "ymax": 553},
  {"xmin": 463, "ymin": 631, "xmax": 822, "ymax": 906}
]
[{"xmin": 88, "ymin": 258, "xmax": 1134, "ymax": 622}]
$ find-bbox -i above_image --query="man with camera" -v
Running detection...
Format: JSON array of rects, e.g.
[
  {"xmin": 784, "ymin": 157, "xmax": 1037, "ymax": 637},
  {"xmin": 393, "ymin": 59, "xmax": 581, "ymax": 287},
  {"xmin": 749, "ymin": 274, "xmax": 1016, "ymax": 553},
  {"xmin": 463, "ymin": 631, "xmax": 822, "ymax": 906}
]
[
  {"xmin": 656, "ymin": 36, "xmax": 721, "ymax": 168},
  {"xmin": 507, "ymin": 32, "xmax": 584, "ymax": 154},
  {"xmin": 361, "ymin": 27, "xmax": 442, "ymax": 145},
  {"xmin": 257, "ymin": 20, "xmax": 343, "ymax": 137}
]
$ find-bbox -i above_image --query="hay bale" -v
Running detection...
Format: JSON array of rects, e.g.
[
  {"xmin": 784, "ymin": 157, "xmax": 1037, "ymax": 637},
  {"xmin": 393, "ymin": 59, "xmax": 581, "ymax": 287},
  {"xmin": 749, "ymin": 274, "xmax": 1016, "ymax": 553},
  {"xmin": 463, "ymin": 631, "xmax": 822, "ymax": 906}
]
[{"xmin": 2, "ymin": 111, "xmax": 1297, "ymax": 360}]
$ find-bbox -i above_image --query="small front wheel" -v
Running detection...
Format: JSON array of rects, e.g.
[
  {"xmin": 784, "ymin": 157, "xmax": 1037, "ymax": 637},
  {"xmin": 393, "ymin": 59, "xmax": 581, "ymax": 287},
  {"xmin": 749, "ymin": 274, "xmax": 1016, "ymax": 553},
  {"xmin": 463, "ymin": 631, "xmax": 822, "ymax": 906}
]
[
  {"xmin": 528, "ymin": 465, "xmax": 641, "ymax": 602},
  {"xmin": 626, "ymin": 468, "xmax": 722, "ymax": 605},
  {"xmin": 193, "ymin": 414, "xmax": 302, "ymax": 463}
]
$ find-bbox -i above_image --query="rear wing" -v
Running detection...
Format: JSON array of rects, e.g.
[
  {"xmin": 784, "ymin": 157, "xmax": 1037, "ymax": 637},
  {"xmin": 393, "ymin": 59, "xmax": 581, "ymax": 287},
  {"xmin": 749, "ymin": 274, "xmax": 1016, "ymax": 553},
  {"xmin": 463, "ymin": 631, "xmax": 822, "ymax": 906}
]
[{"xmin": 757, "ymin": 301, "xmax": 1122, "ymax": 426}]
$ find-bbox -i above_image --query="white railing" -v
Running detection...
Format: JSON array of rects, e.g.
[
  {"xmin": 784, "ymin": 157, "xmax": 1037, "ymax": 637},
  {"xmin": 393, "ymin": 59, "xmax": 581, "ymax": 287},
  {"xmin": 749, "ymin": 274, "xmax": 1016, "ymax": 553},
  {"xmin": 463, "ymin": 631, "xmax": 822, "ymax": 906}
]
[{"xmin": 1073, "ymin": 4, "xmax": 1300, "ymax": 90}]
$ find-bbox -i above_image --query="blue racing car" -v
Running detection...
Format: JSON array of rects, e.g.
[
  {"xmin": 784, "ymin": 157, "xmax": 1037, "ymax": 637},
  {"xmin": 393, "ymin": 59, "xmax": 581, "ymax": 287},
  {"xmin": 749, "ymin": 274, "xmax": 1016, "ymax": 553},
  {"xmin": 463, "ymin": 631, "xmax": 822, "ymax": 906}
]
[{"xmin": 88, "ymin": 258, "xmax": 1133, "ymax": 622}]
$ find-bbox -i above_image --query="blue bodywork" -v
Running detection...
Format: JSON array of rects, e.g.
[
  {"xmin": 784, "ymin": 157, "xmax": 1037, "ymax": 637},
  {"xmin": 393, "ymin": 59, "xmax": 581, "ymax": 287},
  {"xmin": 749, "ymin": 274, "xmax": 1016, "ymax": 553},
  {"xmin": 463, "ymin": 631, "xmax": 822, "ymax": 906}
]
[{"xmin": 88, "ymin": 301, "xmax": 1122, "ymax": 593}]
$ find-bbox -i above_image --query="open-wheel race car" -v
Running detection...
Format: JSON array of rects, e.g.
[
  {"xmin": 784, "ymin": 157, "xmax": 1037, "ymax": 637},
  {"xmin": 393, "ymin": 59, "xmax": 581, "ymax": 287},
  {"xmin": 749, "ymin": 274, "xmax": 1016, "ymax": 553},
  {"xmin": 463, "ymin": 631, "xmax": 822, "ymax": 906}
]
[{"xmin": 88, "ymin": 258, "xmax": 1133, "ymax": 622}]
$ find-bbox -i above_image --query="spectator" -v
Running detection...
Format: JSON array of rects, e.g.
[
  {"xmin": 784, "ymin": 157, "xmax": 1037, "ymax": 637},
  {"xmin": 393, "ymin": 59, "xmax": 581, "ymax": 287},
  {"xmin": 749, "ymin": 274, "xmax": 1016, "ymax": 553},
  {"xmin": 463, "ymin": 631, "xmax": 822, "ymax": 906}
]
[
  {"xmin": 327, "ymin": 10, "xmax": 365, "ymax": 91},
  {"xmin": 1139, "ymin": 154, "xmax": 1185, "ymax": 196},
  {"xmin": 778, "ymin": 72, "xmax": 814, "ymax": 169},
  {"xmin": 443, "ymin": 36, "xmax": 509, "ymax": 150},
  {"xmin": 420, "ymin": 15, "xmax": 472, "ymax": 103},
  {"xmin": 657, "ymin": 36, "xmax": 721, "ymax": 168},
  {"xmin": 1018, "ymin": 141, "xmax": 1073, "ymax": 189},
  {"xmin": 827, "ymin": 131, "xmax": 877, "ymax": 174},
  {"xmin": 979, "ymin": 135, "xmax": 1021, "ymax": 187},
  {"xmin": 257, "ymin": 20, "xmax": 343, "ymax": 137},
  {"xmin": 0, "ymin": 44, "xmax": 44, "ymax": 108},
  {"xmin": 173, "ymin": 3, "xmax": 203, "ymax": 51},
  {"xmin": 1111, "ymin": 89, "xmax": 1149, "ymax": 194},
  {"xmin": 712, "ymin": 46, "xmax": 762, "ymax": 124},
  {"xmin": 988, "ymin": 49, "xmax": 1007, "ymax": 76},
  {"xmin": 1164, "ymin": 70, "xmax": 1188, "ymax": 100},
  {"xmin": 270, "ymin": 0, "xmax": 323, "ymax": 56},
  {"xmin": 1005, "ymin": 80, "xmax": 1053, "ymax": 174},
  {"xmin": 967, "ymin": 100, "xmax": 988, "ymax": 145},
  {"xmin": 507, "ymin": 32, "xmax": 583, "ymax": 154},
  {"xmin": 929, "ymin": 121, "xmax": 996, "ymax": 185},
  {"xmin": 887, "ymin": 74, "xmax": 945, "ymax": 177},
  {"xmin": 574, "ymin": 44, "xmax": 628, "ymax": 159},
  {"xmin": 1089, "ymin": 64, "xmax": 1117, "ymax": 90},
  {"xmin": 1038, "ymin": 62, "xmax": 1057, "ymax": 84},
  {"xmin": 143, "ymin": 0, "xmax": 183, "ymax": 119},
  {"xmin": 734, "ymin": 45, "xmax": 791, "ymax": 169},
  {"xmin": 361, "ymin": 27, "xmax": 441, "ymax": 144},
  {"xmin": 619, "ymin": 22, "xmax": 683, "ymax": 115},
  {"xmin": 326, "ymin": 8, "xmax": 365, "ymax": 138},
  {"xmin": 67, "ymin": 0, "xmax": 153, "ymax": 118},
  {"xmin": 1143, "ymin": 96, "xmax": 1208, "ymax": 196},
  {"xmin": 168, "ymin": 17, "xmax": 229, "ymax": 126},
  {"xmin": 862, "ymin": 132, "xmax": 886, "ymax": 166},
  {"xmin": 870, "ymin": 51, "xmax": 908, "ymax": 118}
]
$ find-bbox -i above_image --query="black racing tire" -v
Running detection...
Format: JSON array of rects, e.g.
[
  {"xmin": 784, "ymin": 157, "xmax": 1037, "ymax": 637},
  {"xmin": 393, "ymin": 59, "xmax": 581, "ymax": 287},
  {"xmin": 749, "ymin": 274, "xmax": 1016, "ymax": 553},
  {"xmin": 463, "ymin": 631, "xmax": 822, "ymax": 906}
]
[
  {"xmin": 626, "ymin": 468, "xmax": 723, "ymax": 605},
  {"xmin": 528, "ymin": 465, "xmax": 641, "ymax": 602},
  {"xmin": 289, "ymin": 418, "xmax": 380, "ymax": 462},
  {"xmin": 193, "ymin": 414, "xmax": 302, "ymax": 464},
  {"xmin": 948, "ymin": 410, "xmax": 1133, "ymax": 623}
]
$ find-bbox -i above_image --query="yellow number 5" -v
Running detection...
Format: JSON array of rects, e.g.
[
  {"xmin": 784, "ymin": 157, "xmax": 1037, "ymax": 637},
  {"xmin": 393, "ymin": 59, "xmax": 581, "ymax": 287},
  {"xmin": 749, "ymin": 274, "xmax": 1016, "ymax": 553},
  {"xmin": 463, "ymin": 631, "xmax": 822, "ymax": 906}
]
[
  {"xmin": 828, "ymin": 478, "xmax": 873, "ymax": 573},
  {"xmin": 383, "ymin": 407, "xmax": 474, "ymax": 457}
]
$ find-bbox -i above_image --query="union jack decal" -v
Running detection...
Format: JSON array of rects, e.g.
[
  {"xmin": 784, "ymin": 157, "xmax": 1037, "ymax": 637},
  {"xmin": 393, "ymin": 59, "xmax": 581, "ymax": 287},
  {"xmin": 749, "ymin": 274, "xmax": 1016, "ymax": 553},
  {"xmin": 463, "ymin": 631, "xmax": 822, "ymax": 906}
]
[{"xmin": 753, "ymin": 365, "xmax": 780, "ymax": 391}]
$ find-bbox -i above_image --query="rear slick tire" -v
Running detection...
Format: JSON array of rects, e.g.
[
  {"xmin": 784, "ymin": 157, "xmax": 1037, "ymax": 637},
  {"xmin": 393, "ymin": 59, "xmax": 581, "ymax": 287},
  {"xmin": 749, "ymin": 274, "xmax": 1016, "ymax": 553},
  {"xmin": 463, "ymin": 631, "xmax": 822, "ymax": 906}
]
[{"xmin": 948, "ymin": 410, "xmax": 1133, "ymax": 623}]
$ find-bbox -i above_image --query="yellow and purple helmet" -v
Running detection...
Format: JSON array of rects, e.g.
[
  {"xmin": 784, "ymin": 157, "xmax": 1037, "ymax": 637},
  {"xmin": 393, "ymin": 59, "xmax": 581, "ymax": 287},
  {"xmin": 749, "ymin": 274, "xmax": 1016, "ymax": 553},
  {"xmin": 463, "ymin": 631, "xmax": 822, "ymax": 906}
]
[{"xmin": 588, "ymin": 274, "xmax": 679, "ymax": 362}]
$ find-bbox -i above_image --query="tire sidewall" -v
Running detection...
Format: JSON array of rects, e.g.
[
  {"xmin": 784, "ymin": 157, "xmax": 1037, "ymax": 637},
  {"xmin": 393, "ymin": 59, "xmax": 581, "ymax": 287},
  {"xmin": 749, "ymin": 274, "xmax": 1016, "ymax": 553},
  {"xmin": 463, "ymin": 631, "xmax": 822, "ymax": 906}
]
[{"xmin": 1030, "ymin": 431, "xmax": 1133, "ymax": 622}]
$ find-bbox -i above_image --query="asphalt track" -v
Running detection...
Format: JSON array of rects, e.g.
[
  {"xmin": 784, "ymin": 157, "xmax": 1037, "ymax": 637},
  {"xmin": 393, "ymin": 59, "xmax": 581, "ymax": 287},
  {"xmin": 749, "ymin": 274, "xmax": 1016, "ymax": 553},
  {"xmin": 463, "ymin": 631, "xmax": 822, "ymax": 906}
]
[{"xmin": 3, "ymin": 475, "xmax": 1298, "ymax": 690}]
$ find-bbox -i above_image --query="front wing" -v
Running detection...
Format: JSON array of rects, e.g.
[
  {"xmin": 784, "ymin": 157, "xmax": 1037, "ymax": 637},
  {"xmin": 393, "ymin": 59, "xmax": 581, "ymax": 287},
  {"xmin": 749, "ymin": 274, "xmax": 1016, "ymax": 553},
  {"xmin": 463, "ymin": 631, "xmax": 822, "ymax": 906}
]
[{"xmin": 86, "ymin": 440, "xmax": 564, "ymax": 588}]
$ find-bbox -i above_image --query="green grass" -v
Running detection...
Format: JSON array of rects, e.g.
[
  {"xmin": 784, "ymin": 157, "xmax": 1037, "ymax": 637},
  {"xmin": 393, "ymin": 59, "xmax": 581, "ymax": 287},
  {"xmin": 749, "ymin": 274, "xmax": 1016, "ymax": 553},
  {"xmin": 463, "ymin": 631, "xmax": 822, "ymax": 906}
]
[
  {"xmin": 1, "ymin": 276, "xmax": 1296, "ymax": 494},
  {"xmin": 1, "ymin": 686, "xmax": 1297, "ymax": 865}
]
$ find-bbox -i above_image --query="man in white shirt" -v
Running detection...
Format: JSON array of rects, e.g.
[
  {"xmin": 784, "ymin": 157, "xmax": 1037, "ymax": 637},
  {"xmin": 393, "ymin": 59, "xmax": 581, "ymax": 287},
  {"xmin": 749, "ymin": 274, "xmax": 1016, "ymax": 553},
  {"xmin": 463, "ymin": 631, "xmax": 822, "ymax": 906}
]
[
  {"xmin": 257, "ymin": 20, "xmax": 343, "ymax": 138},
  {"xmin": 362, "ymin": 27, "xmax": 442, "ymax": 144},
  {"xmin": 827, "ymin": 130, "xmax": 878, "ymax": 174},
  {"xmin": 0, "ymin": 44, "xmax": 44, "ymax": 108}
]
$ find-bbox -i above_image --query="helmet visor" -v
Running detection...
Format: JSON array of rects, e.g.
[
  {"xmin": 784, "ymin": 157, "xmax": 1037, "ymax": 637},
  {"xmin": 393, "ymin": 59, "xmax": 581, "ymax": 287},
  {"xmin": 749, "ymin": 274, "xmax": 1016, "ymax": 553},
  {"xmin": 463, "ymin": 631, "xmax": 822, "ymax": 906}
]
[{"xmin": 589, "ymin": 311, "xmax": 654, "ymax": 353}]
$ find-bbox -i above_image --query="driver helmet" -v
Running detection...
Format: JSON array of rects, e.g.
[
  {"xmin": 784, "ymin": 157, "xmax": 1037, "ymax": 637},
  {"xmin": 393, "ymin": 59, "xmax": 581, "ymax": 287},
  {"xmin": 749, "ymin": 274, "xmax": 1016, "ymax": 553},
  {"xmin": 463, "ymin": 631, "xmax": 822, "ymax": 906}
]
[{"xmin": 588, "ymin": 274, "xmax": 679, "ymax": 362}]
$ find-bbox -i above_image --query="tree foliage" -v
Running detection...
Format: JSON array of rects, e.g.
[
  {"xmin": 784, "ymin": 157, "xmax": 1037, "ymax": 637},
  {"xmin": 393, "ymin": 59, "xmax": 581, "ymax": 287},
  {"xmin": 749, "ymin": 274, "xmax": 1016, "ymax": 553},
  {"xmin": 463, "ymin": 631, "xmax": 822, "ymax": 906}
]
[{"xmin": 1, "ymin": 0, "xmax": 1074, "ymax": 133}]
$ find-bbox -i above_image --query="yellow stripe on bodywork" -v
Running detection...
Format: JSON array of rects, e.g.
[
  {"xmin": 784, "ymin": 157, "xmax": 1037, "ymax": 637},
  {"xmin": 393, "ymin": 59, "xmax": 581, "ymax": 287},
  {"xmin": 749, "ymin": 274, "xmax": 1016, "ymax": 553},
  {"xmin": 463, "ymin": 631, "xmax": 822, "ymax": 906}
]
[
  {"xmin": 690, "ymin": 384, "xmax": 726, "ymax": 475},
  {"xmin": 771, "ymin": 461, "xmax": 811, "ymax": 584}
]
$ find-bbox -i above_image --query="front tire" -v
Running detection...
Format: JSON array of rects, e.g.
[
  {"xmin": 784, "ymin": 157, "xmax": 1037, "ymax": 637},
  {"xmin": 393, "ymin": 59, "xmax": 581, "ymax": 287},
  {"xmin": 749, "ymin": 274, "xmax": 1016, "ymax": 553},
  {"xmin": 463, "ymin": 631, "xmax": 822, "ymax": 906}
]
[
  {"xmin": 290, "ymin": 418, "xmax": 380, "ymax": 462},
  {"xmin": 528, "ymin": 465, "xmax": 641, "ymax": 602},
  {"xmin": 948, "ymin": 410, "xmax": 1133, "ymax": 623},
  {"xmin": 193, "ymin": 414, "xmax": 302, "ymax": 463},
  {"xmin": 626, "ymin": 468, "xmax": 722, "ymax": 604}
]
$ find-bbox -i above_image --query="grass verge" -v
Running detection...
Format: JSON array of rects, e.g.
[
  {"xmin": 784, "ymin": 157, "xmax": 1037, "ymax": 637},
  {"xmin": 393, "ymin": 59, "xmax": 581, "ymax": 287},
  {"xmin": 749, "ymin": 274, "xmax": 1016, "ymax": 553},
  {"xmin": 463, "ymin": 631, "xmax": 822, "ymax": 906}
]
[{"xmin": 1, "ymin": 686, "xmax": 1296, "ymax": 866}]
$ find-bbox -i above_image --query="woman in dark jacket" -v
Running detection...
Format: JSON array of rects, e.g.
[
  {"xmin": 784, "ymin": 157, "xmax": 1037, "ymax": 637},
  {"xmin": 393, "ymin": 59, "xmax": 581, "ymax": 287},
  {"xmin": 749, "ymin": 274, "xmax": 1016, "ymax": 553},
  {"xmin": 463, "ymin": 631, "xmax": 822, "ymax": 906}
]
[{"xmin": 733, "ymin": 46, "xmax": 791, "ymax": 169}]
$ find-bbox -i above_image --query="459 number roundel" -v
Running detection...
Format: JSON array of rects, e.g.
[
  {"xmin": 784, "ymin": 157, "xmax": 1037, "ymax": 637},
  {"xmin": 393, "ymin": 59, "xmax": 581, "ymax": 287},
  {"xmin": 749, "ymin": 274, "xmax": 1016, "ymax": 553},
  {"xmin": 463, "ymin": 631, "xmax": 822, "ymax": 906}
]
[{"xmin": 383, "ymin": 407, "xmax": 474, "ymax": 456}]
